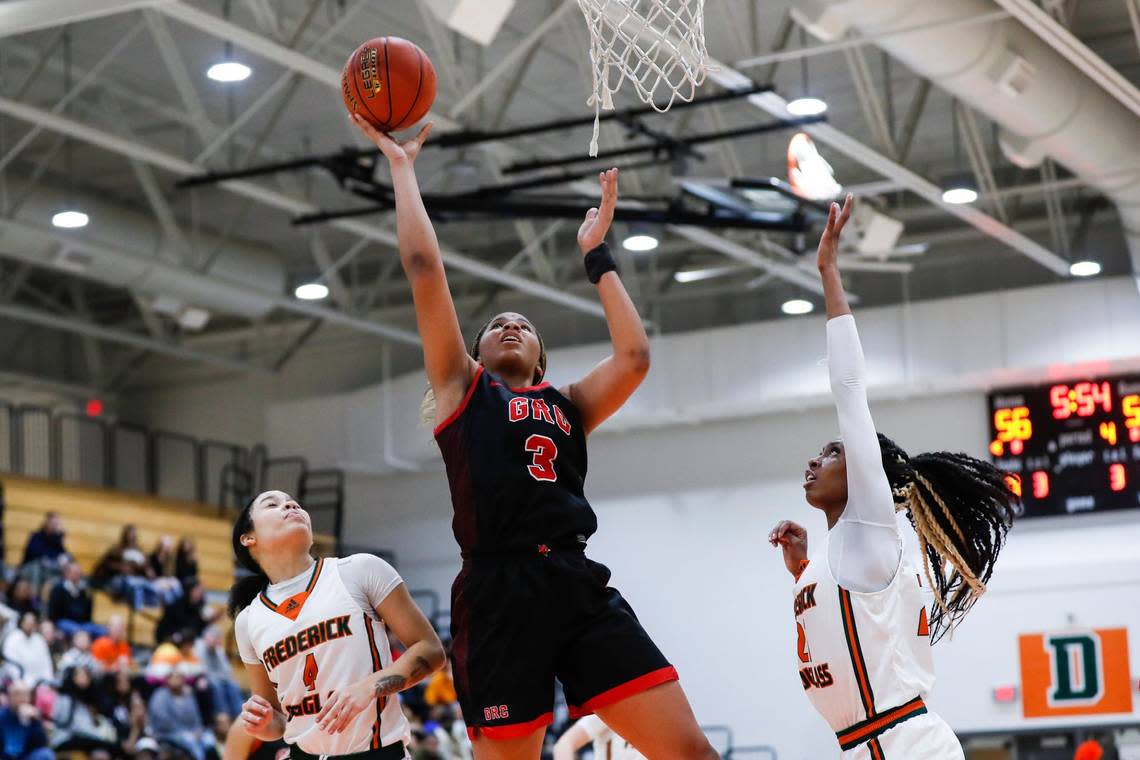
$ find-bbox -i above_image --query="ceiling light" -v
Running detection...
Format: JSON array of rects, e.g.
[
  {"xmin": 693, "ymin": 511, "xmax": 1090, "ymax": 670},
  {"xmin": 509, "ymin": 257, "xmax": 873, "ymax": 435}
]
[
  {"xmin": 622, "ymin": 233, "xmax": 659, "ymax": 252},
  {"xmin": 781, "ymin": 298, "xmax": 814, "ymax": 315},
  {"xmin": 673, "ymin": 265, "xmax": 747, "ymax": 284},
  {"xmin": 941, "ymin": 186, "xmax": 978, "ymax": 205},
  {"xmin": 51, "ymin": 210, "xmax": 88, "ymax": 228},
  {"xmin": 786, "ymin": 97, "xmax": 828, "ymax": 117},
  {"xmin": 1069, "ymin": 260, "xmax": 1101, "ymax": 277},
  {"xmin": 207, "ymin": 62, "xmax": 251, "ymax": 82},
  {"xmin": 294, "ymin": 282, "xmax": 329, "ymax": 300}
]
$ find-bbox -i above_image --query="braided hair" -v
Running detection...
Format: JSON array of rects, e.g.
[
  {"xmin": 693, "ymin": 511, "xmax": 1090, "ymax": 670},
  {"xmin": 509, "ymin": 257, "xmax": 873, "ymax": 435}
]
[
  {"xmin": 421, "ymin": 315, "xmax": 548, "ymax": 426},
  {"xmin": 877, "ymin": 433, "xmax": 1020, "ymax": 642}
]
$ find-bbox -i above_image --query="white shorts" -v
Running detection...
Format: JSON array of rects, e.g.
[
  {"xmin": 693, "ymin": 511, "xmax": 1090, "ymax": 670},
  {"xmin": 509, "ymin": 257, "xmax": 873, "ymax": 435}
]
[{"xmin": 840, "ymin": 713, "xmax": 963, "ymax": 760}]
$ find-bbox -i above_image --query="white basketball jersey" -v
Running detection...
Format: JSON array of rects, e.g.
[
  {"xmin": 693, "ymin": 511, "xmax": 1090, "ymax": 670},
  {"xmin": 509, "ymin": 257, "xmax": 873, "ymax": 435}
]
[
  {"xmin": 242, "ymin": 558, "xmax": 410, "ymax": 754},
  {"xmin": 793, "ymin": 535, "xmax": 939, "ymax": 754}
]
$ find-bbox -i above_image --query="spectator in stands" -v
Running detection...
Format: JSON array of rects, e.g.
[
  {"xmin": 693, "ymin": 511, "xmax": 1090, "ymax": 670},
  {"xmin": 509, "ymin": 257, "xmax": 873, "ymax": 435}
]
[
  {"xmin": 98, "ymin": 670, "xmax": 145, "ymax": 747},
  {"xmin": 147, "ymin": 670, "xmax": 214, "ymax": 760},
  {"xmin": 19, "ymin": 513, "xmax": 69, "ymax": 592},
  {"xmin": 0, "ymin": 680, "xmax": 52, "ymax": 760},
  {"xmin": 46, "ymin": 562, "xmax": 104, "ymax": 640},
  {"xmin": 412, "ymin": 733, "xmax": 444, "ymax": 760},
  {"xmin": 2, "ymin": 614, "xmax": 54, "ymax": 686},
  {"xmin": 148, "ymin": 538, "xmax": 184, "ymax": 605},
  {"xmin": 155, "ymin": 583, "xmax": 216, "ymax": 645},
  {"xmin": 146, "ymin": 629, "xmax": 203, "ymax": 683},
  {"xmin": 175, "ymin": 539, "xmax": 198, "ymax": 588},
  {"xmin": 194, "ymin": 627, "xmax": 242, "ymax": 719},
  {"xmin": 57, "ymin": 631, "xmax": 97, "ymax": 676},
  {"xmin": 7, "ymin": 583, "xmax": 40, "ymax": 620},
  {"xmin": 37, "ymin": 622, "xmax": 63, "ymax": 662},
  {"xmin": 424, "ymin": 661, "xmax": 458, "ymax": 707},
  {"xmin": 50, "ymin": 665, "xmax": 118, "ymax": 757},
  {"xmin": 93, "ymin": 526, "xmax": 178, "ymax": 610},
  {"xmin": 90, "ymin": 616, "xmax": 132, "ymax": 673}
]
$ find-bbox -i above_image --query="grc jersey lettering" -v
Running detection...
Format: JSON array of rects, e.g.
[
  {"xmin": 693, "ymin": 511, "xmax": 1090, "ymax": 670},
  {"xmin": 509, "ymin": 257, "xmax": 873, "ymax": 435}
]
[
  {"xmin": 793, "ymin": 536, "xmax": 962, "ymax": 758},
  {"xmin": 435, "ymin": 366, "xmax": 594, "ymax": 554},
  {"xmin": 242, "ymin": 558, "xmax": 409, "ymax": 754}
]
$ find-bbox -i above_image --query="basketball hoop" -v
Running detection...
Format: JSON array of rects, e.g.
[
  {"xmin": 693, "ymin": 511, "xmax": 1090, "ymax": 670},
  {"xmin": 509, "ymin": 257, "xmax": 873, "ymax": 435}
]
[{"xmin": 576, "ymin": 0, "xmax": 712, "ymax": 155}]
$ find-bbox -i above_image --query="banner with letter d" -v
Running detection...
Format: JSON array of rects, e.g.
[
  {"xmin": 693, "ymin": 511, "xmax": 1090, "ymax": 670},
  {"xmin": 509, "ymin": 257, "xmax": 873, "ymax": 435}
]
[{"xmin": 1019, "ymin": 628, "xmax": 1133, "ymax": 718}]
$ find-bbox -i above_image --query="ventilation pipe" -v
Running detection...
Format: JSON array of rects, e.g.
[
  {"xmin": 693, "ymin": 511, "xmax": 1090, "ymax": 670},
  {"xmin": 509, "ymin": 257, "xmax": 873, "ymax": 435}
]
[
  {"xmin": 0, "ymin": 188, "xmax": 285, "ymax": 320},
  {"xmin": 793, "ymin": 0, "xmax": 1140, "ymax": 289}
]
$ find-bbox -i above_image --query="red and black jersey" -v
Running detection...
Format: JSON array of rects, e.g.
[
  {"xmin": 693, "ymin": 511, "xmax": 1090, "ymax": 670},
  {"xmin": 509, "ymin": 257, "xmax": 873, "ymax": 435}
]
[{"xmin": 435, "ymin": 366, "xmax": 595, "ymax": 555}]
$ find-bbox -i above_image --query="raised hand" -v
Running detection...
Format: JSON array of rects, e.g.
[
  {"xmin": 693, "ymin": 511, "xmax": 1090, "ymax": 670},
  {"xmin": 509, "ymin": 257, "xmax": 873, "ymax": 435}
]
[
  {"xmin": 816, "ymin": 193, "xmax": 854, "ymax": 272},
  {"xmin": 578, "ymin": 168, "xmax": 619, "ymax": 254},
  {"xmin": 351, "ymin": 114, "xmax": 433, "ymax": 165},
  {"xmin": 769, "ymin": 520, "xmax": 809, "ymax": 577}
]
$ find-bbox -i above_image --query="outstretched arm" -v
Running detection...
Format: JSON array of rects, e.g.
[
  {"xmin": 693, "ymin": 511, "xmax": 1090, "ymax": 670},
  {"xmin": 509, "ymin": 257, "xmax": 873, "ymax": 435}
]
[
  {"xmin": 352, "ymin": 115, "xmax": 476, "ymax": 421},
  {"xmin": 819, "ymin": 196, "xmax": 899, "ymax": 592},
  {"xmin": 561, "ymin": 169, "xmax": 651, "ymax": 435}
]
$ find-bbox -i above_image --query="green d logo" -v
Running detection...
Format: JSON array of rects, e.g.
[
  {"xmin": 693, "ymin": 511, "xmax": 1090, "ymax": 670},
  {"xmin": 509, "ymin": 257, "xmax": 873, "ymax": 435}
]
[{"xmin": 1047, "ymin": 633, "xmax": 1103, "ymax": 706}]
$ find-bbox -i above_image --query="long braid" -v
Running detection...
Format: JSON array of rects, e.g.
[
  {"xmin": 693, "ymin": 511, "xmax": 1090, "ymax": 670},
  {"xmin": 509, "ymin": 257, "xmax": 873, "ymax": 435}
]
[{"xmin": 879, "ymin": 434, "xmax": 1019, "ymax": 642}]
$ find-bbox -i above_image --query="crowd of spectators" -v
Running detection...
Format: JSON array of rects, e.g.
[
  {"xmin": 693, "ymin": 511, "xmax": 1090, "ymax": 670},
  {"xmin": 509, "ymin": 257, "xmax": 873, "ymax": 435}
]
[{"xmin": 0, "ymin": 513, "xmax": 241, "ymax": 760}]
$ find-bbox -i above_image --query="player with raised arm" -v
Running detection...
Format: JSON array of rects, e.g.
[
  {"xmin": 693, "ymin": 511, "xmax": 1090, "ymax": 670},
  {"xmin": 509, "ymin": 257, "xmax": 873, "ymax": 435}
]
[
  {"xmin": 350, "ymin": 114, "xmax": 717, "ymax": 760},
  {"xmin": 769, "ymin": 195, "xmax": 1018, "ymax": 759},
  {"xmin": 231, "ymin": 491, "xmax": 446, "ymax": 760}
]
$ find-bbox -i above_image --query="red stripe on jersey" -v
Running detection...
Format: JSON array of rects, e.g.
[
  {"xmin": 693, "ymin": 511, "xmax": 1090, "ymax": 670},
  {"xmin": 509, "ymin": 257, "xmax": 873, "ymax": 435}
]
[
  {"xmin": 434, "ymin": 366, "xmax": 486, "ymax": 436},
  {"xmin": 568, "ymin": 666, "xmax": 679, "ymax": 718},
  {"xmin": 467, "ymin": 712, "xmax": 553, "ymax": 741}
]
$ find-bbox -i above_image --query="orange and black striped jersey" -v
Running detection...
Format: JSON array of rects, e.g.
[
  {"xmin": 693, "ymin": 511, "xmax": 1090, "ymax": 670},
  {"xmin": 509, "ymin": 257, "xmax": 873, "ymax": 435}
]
[{"xmin": 793, "ymin": 536, "xmax": 941, "ymax": 755}]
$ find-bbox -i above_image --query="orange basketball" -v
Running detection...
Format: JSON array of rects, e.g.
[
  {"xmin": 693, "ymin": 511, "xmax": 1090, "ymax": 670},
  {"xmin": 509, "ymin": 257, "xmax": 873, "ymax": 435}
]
[{"xmin": 341, "ymin": 37, "xmax": 437, "ymax": 132}]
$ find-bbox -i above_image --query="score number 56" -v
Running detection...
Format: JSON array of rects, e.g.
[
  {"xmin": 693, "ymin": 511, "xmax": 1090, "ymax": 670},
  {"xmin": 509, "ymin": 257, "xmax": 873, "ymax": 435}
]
[{"xmin": 991, "ymin": 406, "xmax": 1032, "ymax": 456}]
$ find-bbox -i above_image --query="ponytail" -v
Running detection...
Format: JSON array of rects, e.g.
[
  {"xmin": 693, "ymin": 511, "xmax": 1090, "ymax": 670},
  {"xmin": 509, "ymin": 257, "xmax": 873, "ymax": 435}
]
[
  {"xmin": 421, "ymin": 315, "xmax": 548, "ymax": 427},
  {"xmin": 878, "ymin": 434, "xmax": 1020, "ymax": 642},
  {"xmin": 228, "ymin": 498, "xmax": 269, "ymax": 618}
]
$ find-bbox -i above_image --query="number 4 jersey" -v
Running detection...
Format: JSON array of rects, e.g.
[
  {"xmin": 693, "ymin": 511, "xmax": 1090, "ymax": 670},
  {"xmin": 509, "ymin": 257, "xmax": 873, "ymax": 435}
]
[
  {"xmin": 435, "ymin": 366, "xmax": 595, "ymax": 554},
  {"xmin": 794, "ymin": 538, "xmax": 963, "ymax": 758},
  {"xmin": 235, "ymin": 555, "xmax": 411, "ymax": 755}
]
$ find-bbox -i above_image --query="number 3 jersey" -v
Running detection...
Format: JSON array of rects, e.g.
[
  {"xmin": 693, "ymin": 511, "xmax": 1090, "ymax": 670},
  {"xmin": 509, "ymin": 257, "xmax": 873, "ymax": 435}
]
[
  {"xmin": 435, "ymin": 366, "xmax": 595, "ymax": 554},
  {"xmin": 235, "ymin": 555, "xmax": 410, "ymax": 754}
]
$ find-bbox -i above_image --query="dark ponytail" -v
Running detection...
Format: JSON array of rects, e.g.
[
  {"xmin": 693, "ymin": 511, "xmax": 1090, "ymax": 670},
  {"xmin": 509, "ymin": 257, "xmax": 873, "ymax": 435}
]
[
  {"xmin": 228, "ymin": 498, "xmax": 270, "ymax": 618},
  {"xmin": 877, "ymin": 433, "xmax": 1020, "ymax": 642}
]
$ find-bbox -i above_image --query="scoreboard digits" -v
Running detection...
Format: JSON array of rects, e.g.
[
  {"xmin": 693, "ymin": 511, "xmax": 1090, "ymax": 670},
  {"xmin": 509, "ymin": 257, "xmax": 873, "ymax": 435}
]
[{"xmin": 989, "ymin": 374, "xmax": 1140, "ymax": 517}]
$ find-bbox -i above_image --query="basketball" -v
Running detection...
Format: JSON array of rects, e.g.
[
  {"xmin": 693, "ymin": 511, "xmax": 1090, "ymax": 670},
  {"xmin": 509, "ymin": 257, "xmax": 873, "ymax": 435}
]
[{"xmin": 341, "ymin": 37, "xmax": 437, "ymax": 132}]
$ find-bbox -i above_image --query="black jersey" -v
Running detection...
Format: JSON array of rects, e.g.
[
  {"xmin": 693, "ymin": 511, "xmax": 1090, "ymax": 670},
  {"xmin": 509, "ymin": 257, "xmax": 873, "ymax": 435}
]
[{"xmin": 435, "ymin": 366, "xmax": 595, "ymax": 555}]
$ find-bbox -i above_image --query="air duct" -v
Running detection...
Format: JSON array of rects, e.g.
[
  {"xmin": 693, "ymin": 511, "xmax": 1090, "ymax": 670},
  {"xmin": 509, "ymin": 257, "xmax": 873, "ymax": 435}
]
[
  {"xmin": 1, "ymin": 188, "xmax": 284, "ymax": 320},
  {"xmin": 793, "ymin": 0, "xmax": 1140, "ymax": 289}
]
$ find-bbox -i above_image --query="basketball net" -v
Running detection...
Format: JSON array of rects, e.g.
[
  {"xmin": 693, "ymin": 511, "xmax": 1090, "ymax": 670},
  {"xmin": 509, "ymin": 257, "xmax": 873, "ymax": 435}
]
[{"xmin": 576, "ymin": 0, "xmax": 712, "ymax": 155}]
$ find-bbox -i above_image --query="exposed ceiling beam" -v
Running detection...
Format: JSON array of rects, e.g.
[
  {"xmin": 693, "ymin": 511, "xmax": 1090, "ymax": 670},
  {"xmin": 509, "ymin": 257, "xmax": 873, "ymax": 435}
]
[
  {"xmin": 708, "ymin": 65, "xmax": 1071, "ymax": 276},
  {"xmin": 0, "ymin": 94, "xmax": 606, "ymax": 321},
  {"xmin": 0, "ymin": 0, "xmax": 155, "ymax": 38},
  {"xmin": 0, "ymin": 302, "xmax": 267, "ymax": 375}
]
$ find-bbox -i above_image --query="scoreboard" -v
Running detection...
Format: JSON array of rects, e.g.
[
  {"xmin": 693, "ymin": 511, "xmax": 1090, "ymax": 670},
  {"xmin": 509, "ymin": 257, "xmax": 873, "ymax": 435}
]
[{"xmin": 988, "ymin": 374, "xmax": 1140, "ymax": 517}]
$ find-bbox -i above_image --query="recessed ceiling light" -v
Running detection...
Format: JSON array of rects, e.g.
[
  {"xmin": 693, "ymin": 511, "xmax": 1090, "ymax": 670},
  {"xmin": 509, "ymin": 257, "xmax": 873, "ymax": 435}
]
[
  {"xmin": 294, "ymin": 282, "xmax": 329, "ymax": 300},
  {"xmin": 1069, "ymin": 260, "xmax": 1101, "ymax": 277},
  {"xmin": 622, "ymin": 233, "xmax": 659, "ymax": 252},
  {"xmin": 941, "ymin": 186, "xmax": 978, "ymax": 205},
  {"xmin": 207, "ymin": 62, "xmax": 251, "ymax": 82},
  {"xmin": 51, "ymin": 210, "xmax": 88, "ymax": 228},
  {"xmin": 781, "ymin": 299, "xmax": 814, "ymax": 315},
  {"xmin": 787, "ymin": 97, "xmax": 828, "ymax": 117}
]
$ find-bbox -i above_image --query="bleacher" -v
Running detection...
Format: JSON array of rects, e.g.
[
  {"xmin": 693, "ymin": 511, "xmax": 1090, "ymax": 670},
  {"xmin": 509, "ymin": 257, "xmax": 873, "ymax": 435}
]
[{"xmin": 0, "ymin": 474, "xmax": 337, "ymax": 651}]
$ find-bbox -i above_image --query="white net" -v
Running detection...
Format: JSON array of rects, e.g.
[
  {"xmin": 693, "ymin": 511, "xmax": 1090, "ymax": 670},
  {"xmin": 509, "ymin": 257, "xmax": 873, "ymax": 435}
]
[{"xmin": 577, "ymin": 0, "xmax": 712, "ymax": 155}]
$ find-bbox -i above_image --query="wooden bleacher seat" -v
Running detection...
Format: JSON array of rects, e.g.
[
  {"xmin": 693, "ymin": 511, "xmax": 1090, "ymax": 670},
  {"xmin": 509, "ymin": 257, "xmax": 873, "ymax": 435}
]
[{"xmin": 1, "ymin": 475, "xmax": 337, "ymax": 670}]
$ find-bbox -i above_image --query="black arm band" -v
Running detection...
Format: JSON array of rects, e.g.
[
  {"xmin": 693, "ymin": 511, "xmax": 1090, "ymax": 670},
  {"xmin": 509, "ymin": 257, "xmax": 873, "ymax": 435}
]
[{"xmin": 584, "ymin": 242, "xmax": 618, "ymax": 284}]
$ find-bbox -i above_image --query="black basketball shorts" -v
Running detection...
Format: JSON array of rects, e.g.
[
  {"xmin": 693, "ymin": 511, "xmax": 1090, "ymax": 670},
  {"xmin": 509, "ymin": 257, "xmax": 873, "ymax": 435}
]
[{"xmin": 449, "ymin": 547, "xmax": 677, "ymax": 740}]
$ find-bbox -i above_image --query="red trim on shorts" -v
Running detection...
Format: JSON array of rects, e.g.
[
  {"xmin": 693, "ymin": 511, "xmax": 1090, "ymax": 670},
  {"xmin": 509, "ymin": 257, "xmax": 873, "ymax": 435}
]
[
  {"xmin": 434, "ymin": 366, "xmax": 485, "ymax": 436},
  {"xmin": 567, "ymin": 666, "xmax": 680, "ymax": 718},
  {"xmin": 466, "ymin": 712, "xmax": 553, "ymax": 741}
]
